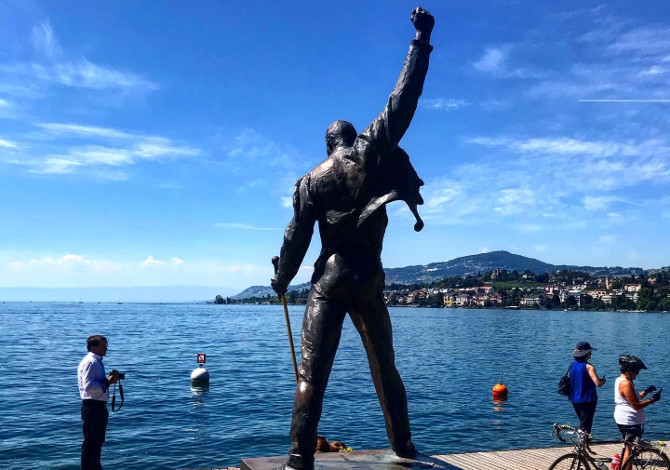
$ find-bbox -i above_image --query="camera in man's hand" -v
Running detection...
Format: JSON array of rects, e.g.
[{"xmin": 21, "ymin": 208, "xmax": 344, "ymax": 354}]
[{"xmin": 111, "ymin": 369, "xmax": 126, "ymax": 380}]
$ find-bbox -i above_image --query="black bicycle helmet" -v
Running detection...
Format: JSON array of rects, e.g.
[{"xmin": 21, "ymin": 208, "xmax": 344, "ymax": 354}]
[{"xmin": 619, "ymin": 354, "xmax": 647, "ymax": 373}]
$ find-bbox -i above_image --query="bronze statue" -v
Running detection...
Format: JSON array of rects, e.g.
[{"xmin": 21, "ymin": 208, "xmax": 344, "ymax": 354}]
[{"xmin": 271, "ymin": 7, "xmax": 434, "ymax": 470}]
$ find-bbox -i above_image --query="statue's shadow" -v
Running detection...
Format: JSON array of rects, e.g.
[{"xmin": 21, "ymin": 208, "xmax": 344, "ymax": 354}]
[{"xmin": 241, "ymin": 450, "xmax": 465, "ymax": 470}]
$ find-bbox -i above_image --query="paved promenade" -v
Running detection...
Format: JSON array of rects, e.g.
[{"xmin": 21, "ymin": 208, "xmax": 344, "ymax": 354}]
[{"xmin": 188, "ymin": 442, "xmax": 624, "ymax": 470}]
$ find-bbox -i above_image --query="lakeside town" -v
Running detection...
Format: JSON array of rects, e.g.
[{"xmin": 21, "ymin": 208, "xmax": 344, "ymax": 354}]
[{"xmin": 220, "ymin": 268, "xmax": 670, "ymax": 312}]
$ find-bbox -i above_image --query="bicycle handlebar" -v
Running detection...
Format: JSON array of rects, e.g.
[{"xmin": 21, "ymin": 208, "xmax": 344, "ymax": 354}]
[{"xmin": 552, "ymin": 423, "xmax": 573, "ymax": 442}]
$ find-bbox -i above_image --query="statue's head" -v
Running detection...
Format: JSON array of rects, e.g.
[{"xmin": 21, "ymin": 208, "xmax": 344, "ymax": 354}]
[{"xmin": 325, "ymin": 120, "xmax": 356, "ymax": 155}]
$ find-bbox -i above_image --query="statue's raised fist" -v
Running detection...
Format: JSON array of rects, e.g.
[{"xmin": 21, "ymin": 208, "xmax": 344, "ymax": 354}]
[{"xmin": 411, "ymin": 6, "xmax": 434, "ymax": 37}]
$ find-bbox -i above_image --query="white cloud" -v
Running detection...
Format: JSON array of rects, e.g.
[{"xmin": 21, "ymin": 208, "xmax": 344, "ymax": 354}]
[
  {"xmin": 34, "ymin": 158, "xmax": 82, "ymax": 174},
  {"xmin": 31, "ymin": 22, "xmax": 62, "ymax": 58},
  {"xmin": 69, "ymin": 146, "xmax": 133, "ymax": 166},
  {"xmin": 579, "ymin": 99, "xmax": 670, "ymax": 103},
  {"xmin": 425, "ymin": 186, "xmax": 462, "ymax": 208},
  {"xmin": 474, "ymin": 47, "xmax": 507, "ymax": 73},
  {"xmin": 36, "ymin": 122, "xmax": 136, "ymax": 140},
  {"xmin": 422, "ymin": 98, "xmax": 470, "ymax": 110},
  {"xmin": 519, "ymin": 224, "xmax": 543, "ymax": 233},
  {"xmin": 0, "ymin": 138, "xmax": 18, "ymax": 148},
  {"xmin": 281, "ymin": 196, "xmax": 293, "ymax": 208},
  {"xmin": 2, "ymin": 20, "xmax": 156, "ymax": 97},
  {"xmin": 214, "ymin": 222, "xmax": 280, "ymax": 231},
  {"xmin": 91, "ymin": 169, "xmax": 130, "ymax": 181},
  {"xmin": 609, "ymin": 27, "xmax": 670, "ymax": 57},
  {"xmin": 214, "ymin": 128, "xmax": 307, "ymax": 199},
  {"xmin": 133, "ymin": 138, "xmax": 199, "ymax": 159},
  {"xmin": 467, "ymin": 135, "xmax": 670, "ymax": 193},
  {"xmin": 583, "ymin": 196, "xmax": 618, "ymax": 211},
  {"xmin": 472, "ymin": 45, "xmax": 545, "ymax": 79},
  {"xmin": 419, "ymin": 131, "xmax": 665, "ymax": 231},
  {"xmin": 140, "ymin": 256, "xmax": 184, "ymax": 269},
  {"xmin": 494, "ymin": 188, "xmax": 536, "ymax": 215},
  {"xmin": 10, "ymin": 122, "xmax": 201, "ymax": 176},
  {"xmin": 528, "ymin": 21, "xmax": 670, "ymax": 102},
  {"xmin": 26, "ymin": 57, "xmax": 156, "ymax": 92},
  {"xmin": 598, "ymin": 234, "xmax": 618, "ymax": 245},
  {"xmin": 2, "ymin": 253, "xmax": 278, "ymax": 288},
  {"xmin": 468, "ymin": 136, "xmax": 641, "ymax": 157},
  {"xmin": 10, "ymin": 253, "xmax": 123, "ymax": 272}
]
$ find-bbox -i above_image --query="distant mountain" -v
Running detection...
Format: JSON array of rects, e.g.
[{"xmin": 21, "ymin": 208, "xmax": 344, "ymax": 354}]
[
  {"xmin": 384, "ymin": 250, "xmax": 644, "ymax": 284},
  {"xmin": 232, "ymin": 250, "xmax": 646, "ymax": 299},
  {"xmin": 232, "ymin": 282, "xmax": 311, "ymax": 300}
]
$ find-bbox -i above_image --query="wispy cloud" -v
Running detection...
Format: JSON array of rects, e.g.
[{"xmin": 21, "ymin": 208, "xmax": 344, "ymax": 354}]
[
  {"xmin": 3, "ymin": 252, "xmax": 277, "ymax": 288},
  {"xmin": 583, "ymin": 196, "xmax": 618, "ymax": 211},
  {"xmin": 36, "ymin": 122, "xmax": 137, "ymax": 140},
  {"xmin": 473, "ymin": 46, "xmax": 545, "ymax": 79},
  {"xmin": 214, "ymin": 222, "xmax": 280, "ymax": 231},
  {"xmin": 38, "ymin": 158, "xmax": 82, "ymax": 174},
  {"xmin": 140, "ymin": 256, "xmax": 184, "ymax": 269},
  {"xmin": 609, "ymin": 27, "xmax": 670, "ymax": 57},
  {"xmin": 528, "ymin": 20, "xmax": 670, "ymax": 102},
  {"xmin": 10, "ymin": 253, "xmax": 123, "ymax": 272},
  {"xmin": 415, "ymin": 126, "xmax": 669, "ymax": 233},
  {"xmin": 494, "ymin": 188, "xmax": 536, "ymax": 215},
  {"xmin": 473, "ymin": 47, "xmax": 508, "ymax": 74},
  {"xmin": 580, "ymin": 99, "xmax": 670, "ymax": 103},
  {"xmin": 422, "ymin": 98, "xmax": 471, "ymax": 110},
  {"xmin": 1, "ymin": 18, "xmax": 156, "ymax": 104},
  {"xmin": 214, "ymin": 128, "xmax": 308, "ymax": 204},
  {"xmin": 0, "ymin": 138, "xmax": 18, "ymax": 148},
  {"xmin": 7, "ymin": 122, "xmax": 200, "ymax": 177},
  {"xmin": 31, "ymin": 22, "xmax": 62, "ymax": 59}
]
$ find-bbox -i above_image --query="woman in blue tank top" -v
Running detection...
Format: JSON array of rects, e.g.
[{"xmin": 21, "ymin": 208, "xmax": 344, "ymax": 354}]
[{"xmin": 569, "ymin": 341, "xmax": 607, "ymax": 434}]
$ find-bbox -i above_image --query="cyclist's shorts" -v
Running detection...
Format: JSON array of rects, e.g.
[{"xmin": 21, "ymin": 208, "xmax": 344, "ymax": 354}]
[{"xmin": 617, "ymin": 424, "xmax": 644, "ymax": 441}]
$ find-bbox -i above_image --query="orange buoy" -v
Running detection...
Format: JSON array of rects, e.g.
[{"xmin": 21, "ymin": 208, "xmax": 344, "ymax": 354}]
[{"xmin": 492, "ymin": 383, "xmax": 508, "ymax": 399}]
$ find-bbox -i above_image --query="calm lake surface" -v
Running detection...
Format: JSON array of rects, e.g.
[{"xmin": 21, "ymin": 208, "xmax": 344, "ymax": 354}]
[{"xmin": 1, "ymin": 303, "xmax": 668, "ymax": 469}]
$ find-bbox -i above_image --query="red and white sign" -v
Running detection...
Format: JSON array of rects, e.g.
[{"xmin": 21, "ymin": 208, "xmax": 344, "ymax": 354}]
[{"xmin": 197, "ymin": 353, "xmax": 206, "ymax": 364}]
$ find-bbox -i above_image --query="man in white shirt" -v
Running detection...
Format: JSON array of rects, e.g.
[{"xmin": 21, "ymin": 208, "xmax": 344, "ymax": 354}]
[{"xmin": 77, "ymin": 335, "xmax": 119, "ymax": 470}]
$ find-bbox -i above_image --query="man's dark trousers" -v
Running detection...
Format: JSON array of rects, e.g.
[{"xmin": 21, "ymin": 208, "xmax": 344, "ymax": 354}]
[{"xmin": 81, "ymin": 400, "xmax": 109, "ymax": 470}]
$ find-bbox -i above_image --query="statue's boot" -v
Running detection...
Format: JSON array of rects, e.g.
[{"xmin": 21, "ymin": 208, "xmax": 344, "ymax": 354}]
[
  {"xmin": 392, "ymin": 439, "xmax": 417, "ymax": 459},
  {"xmin": 276, "ymin": 453, "xmax": 314, "ymax": 470}
]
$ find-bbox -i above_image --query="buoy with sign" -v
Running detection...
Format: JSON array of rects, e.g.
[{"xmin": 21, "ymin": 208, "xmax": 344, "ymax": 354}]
[{"xmin": 191, "ymin": 353, "xmax": 210, "ymax": 384}]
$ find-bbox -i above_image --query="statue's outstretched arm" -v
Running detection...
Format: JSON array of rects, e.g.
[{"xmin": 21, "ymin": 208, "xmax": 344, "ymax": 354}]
[
  {"xmin": 272, "ymin": 177, "xmax": 315, "ymax": 294},
  {"xmin": 358, "ymin": 7, "xmax": 434, "ymax": 159}
]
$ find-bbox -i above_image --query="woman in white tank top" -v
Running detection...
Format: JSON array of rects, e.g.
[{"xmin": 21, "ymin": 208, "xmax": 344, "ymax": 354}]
[{"xmin": 614, "ymin": 355, "xmax": 662, "ymax": 469}]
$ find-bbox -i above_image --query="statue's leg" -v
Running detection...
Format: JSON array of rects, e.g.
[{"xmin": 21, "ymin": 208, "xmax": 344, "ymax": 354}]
[
  {"xmin": 286, "ymin": 286, "xmax": 346, "ymax": 470},
  {"xmin": 349, "ymin": 288, "xmax": 415, "ymax": 459}
]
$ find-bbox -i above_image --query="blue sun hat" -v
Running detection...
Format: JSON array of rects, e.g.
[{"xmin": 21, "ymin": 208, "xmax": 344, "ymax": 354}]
[{"xmin": 572, "ymin": 341, "xmax": 597, "ymax": 358}]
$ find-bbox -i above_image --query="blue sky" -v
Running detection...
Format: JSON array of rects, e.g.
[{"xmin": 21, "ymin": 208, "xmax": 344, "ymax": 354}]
[{"xmin": 1, "ymin": 0, "xmax": 669, "ymax": 291}]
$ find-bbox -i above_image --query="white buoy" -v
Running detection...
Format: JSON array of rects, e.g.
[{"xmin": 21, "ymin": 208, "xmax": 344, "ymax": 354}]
[
  {"xmin": 191, "ymin": 366, "xmax": 210, "ymax": 383},
  {"xmin": 191, "ymin": 353, "xmax": 210, "ymax": 384}
]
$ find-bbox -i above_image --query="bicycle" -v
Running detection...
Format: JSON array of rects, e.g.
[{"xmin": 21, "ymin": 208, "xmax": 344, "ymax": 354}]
[
  {"xmin": 549, "ymin": 423, "xmax": 612, "ymax": 470},
  {"xmin": 619, "ymin": 437, "xmax": 670, "ymax": 470},
  {"xmin": 549, "ymin": 424, "xmax": 670, "ymax": 470}
]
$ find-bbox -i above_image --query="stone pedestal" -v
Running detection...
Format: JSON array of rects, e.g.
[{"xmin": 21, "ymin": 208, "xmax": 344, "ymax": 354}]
[{"xmin": 241, "ymin": 449, "xmax": 456, "ymax": 470}]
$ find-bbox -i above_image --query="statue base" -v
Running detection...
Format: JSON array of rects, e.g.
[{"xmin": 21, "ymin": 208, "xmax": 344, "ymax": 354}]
[{"xmin": 240, "ymin": 449, "xmax": 452, "ymax": 470}]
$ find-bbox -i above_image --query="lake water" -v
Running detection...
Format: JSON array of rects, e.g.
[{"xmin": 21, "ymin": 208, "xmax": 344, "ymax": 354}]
[{"xmin": 1, "ymin": 303, "xmax": 668, "ymax": 469}]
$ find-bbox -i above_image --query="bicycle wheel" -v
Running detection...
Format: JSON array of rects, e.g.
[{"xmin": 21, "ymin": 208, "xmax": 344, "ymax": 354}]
[
  {"xmin": 549, "ymin": 453, "xmax": 592, "ymax": 470},
  {"xmin": 622, "ymin": 448, "xmax": 670, "ymax": 469}
]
